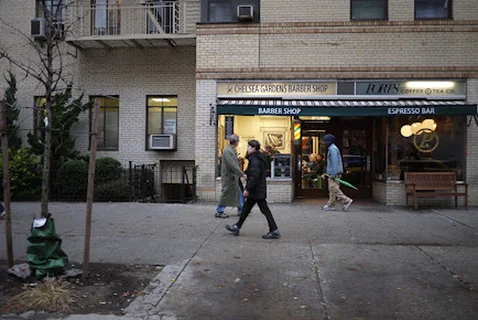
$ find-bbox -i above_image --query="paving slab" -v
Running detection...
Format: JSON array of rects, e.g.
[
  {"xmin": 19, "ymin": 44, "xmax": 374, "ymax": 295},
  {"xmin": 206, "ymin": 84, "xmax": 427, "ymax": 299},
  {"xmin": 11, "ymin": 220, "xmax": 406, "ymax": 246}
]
[
  {"xmin": 156, "ymin": 239, "xmax": 326, "ymax": 320},
  {"xmin": 313, "ymin": 243, "xmax": 478, "ymax": 320}
]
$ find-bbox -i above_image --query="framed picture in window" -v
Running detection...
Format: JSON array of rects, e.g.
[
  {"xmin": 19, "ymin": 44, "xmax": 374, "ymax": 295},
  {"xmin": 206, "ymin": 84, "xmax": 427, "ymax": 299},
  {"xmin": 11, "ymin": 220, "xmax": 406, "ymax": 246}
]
[{"xmin": 263, "ymin": 131, "xmax": 285, "ymax": 150}]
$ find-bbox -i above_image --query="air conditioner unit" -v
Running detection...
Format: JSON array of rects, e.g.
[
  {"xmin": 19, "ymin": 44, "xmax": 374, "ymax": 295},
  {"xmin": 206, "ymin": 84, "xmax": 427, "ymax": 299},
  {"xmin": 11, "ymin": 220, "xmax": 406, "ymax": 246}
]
[
  {"xmin": 149, "ymin": 134, "xmax": 177, "ymax": 150},
  {"xmin": 31, "ymin": 18, "xmax": 45, "ymax": 38},
  {"xmin": 237, "ymin": 5, "xmax": 254, "ymax": 21}
]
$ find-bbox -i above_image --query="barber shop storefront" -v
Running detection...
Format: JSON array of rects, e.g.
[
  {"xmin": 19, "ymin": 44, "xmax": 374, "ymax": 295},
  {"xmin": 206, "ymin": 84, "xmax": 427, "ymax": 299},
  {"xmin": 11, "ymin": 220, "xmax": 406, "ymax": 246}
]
[{"xmin": 215, "ymin": 80, "xmax": 476, "ymax": 204}]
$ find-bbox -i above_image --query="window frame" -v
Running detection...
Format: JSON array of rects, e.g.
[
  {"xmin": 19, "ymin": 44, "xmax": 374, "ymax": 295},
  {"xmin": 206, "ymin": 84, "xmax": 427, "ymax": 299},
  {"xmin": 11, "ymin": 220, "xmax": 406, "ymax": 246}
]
[
  {"xmin": 414, "ymin": 0, "xmax": 452, "ymax": 20},
  {"xmin": 146, "ymin": 95, "xmax": 178, "ymax": 150},
  {"xmin": 89, "ymin": 95, "xmax": 120, "ymax": 151},
  {"xmin": 201, "ymin": 0, "xmax": 261, "ymax": 24},
  {"xmin": 350, "ymin": 0, "xmax": 388, "ymax": 21},
  {"xmin": 91, "ymin": 0, "xmax": 122, "ymax": 36},
  {"xmin": 37, "ymin": 0, "xmax": 65, "ymax": 22},
  {"xmin": 33, "ymin": 96, "xmax": 46, "ymax": 137},
  {"xmin": 36, "ymin": 0, "xmax": 66, "ymax": 39}
]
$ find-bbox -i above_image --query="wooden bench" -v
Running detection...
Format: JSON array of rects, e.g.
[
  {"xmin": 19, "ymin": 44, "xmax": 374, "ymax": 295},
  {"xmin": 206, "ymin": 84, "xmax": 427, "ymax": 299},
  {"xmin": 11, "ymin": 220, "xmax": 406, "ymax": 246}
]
[{"xmin": 404, "ymin": 172, "xmax": 468, "ymax": 210}]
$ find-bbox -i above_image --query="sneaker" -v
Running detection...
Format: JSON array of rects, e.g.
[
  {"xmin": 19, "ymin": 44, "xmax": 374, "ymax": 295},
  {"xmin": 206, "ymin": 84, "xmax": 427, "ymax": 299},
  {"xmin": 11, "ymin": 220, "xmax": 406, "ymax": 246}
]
[
  {"xmin": 0, "ymin": 211, "xmax": 5, "ymax": 219},
  {"xmin": 262, "ymin": 229, "xmax": 281, "ymax": 239},
  {"xmin": 237, "ymin": 208, "xmax": 242, "ymax": 216},
  {"xmin": 215, "ymin": 212, "xmax": 229, "ymax": 218},
  {"xmin": 322, "ymin": 205, "xmax": 335, "ymax": 211},
  {"xmin": 225, "ymin": 224, "xmax": 240, "ymax": 236},
  {"xmin": 343, "ymin": 200, "xmax": 353, "ymax": 211}
]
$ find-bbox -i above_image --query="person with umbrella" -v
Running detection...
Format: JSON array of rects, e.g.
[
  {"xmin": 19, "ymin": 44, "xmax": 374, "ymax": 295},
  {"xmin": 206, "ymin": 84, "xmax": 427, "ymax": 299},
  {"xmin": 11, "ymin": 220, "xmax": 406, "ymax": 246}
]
[{"xmin": 322, "ymin": 134, "xmax": 353, "ymax": 211}]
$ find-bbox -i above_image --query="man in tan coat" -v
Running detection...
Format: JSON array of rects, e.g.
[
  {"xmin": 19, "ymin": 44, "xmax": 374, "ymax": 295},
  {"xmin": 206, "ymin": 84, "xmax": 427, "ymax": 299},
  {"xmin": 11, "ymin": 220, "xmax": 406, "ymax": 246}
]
[{"xmin": 216, "ymin": 134, "xmax": 245, "ymax": 218}]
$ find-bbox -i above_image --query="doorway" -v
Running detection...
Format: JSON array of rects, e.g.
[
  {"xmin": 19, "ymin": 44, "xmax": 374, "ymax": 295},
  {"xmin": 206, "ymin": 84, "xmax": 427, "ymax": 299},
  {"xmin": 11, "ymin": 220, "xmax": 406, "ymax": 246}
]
[{"xmin": 295, "ymin": 117, "xmax": 373, "ymax": 199}]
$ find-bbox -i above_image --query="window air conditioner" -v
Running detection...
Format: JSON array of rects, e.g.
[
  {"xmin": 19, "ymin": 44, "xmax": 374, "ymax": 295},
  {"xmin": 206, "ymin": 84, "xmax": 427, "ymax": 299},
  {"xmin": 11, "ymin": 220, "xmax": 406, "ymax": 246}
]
[
  {"xmin": 237, "ymin": 5, "xmax": 254, "ymax": 21},
  {"xmin": 31, "ymin": 18, "xmax": 45, "ymax": 38},
  {"xmin": 149, "ymin": 134, "xmax": 177, "ymax": 150}
]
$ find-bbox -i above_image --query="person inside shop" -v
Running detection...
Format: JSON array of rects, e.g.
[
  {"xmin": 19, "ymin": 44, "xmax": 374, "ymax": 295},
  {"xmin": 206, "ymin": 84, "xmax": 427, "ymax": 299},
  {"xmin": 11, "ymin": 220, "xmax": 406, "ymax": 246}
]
[
  {"xmin": 304, "ymin": 153, "xmax": 325, "ymax": 188},
  {"xmin": 215, "ymin": 134, "xmax": 245, "ymax": 219},
  {"xmin": 322, "ymin": 134, "xmax": 353, "ymax": 211},
  {"xmin": 225, "ymin": 139, "xmax": 281, "ymax": 239}
]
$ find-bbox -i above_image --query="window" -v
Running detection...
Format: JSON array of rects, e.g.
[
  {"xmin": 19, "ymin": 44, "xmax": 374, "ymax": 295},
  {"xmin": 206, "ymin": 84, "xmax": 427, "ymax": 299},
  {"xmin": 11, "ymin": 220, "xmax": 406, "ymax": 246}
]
[
  {"xmin": 37, "ymin": 0, "xmax": 65, "ymax": 22},
  {"xmin": 387, "ymin": 116, "xmax": 465, "ymax": 181},
  {"xmin": 209, "ymin": 1, "xmax": 234, "ymax": 23},
  {"xmin": 147, "ymin": 96, "xmax": 178, "ymax": 135},
  {"xmin": 37, "ymin": 0, "xmax": 65, "ymax": 38},
  {"xmin": 33, "ymin": 97, "xmax": 46, "ymax": 136},
  {"xmin": 91, "ymin": 0, "xmax": 121, "ymax": 36},
  {"xmin": 415, "ymin": 0, "xmax": 451, "ymax": 20},
  {"xmin": 90, "ymin": 96, "xmax": 119, "ymax": 151},
  {"xmin": 351, "ymin": 0, "xmax": 388, "ymax": 21},
  {"xmin": 201, "ymin": 0, "xmax": 260, "ymax": 23}
]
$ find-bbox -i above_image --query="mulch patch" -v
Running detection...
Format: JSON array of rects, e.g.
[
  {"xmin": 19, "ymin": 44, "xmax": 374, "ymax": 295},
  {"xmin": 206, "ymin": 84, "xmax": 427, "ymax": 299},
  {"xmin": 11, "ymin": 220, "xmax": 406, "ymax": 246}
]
[{"xmin": 0, "ymin": 262, "xmax": 161, "ymax": 315}]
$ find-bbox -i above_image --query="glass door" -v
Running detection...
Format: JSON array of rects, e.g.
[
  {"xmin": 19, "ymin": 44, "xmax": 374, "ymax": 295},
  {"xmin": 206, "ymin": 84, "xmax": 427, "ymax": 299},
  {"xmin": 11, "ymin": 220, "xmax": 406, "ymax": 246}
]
[
  {"xmin": 296, "ymin": 122, "xmax": 329, "ymax": 197},
  {"xmin": 341, "ymin": 128, "xmax": 371, "ymax": 197},
  {"xmin": 295, "ymin": 117, "xmax": 372, "ymax": 199}
]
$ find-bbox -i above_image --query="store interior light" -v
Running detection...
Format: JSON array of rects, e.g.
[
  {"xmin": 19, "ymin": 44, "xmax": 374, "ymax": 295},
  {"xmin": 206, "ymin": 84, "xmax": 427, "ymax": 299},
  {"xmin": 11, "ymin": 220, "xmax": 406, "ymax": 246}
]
[
  {"xmin": 405, "ymin": 81, "xmax": 455, "ymax": 89},
  {"xmin": 400, "ymin": 125, "xmax": 413, "ymax": 137},
  {"xmin": 421, "ymin": 118, "xmax": 437, "ymax": 131},
  {"xmin": 401, "ymin": 119, "xmax": 437, "ymax": 137},
  {"xmin": 152, "ymin": 98, "xmax": 171, "ymax": 102},
  {"xmin": 298, "ymin": 116, "xmax": 331, "ymax": 121},
  {"xmin": 311, "ymin": 116, "xmax": 331, "ymax": 121},
  {"xmin": 411, "ymin": 122, "xmax": 422, "ymax": 135}
]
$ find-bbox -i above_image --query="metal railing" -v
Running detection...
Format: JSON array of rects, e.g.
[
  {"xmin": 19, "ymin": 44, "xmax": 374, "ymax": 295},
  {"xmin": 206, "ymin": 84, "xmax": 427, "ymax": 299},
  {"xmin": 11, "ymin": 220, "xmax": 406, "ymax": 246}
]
[
  {"xmin": 67, "ymin": 0, "xmax": 200, "ymax": 38},
  {"xmin": 3, "ymin": 161, "xmax": 198, "ymax": 204}
]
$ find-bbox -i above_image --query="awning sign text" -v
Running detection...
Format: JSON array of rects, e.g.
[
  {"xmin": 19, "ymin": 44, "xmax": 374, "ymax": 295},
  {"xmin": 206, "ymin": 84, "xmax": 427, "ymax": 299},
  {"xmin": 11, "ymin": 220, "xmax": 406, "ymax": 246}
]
[
  {"xmin": 258, "ymin": 107, "xmax": 302, "ymax": 115},
  {"xmin": 388, "ymin": 107, "xmax": 436, "ymax": 115}
]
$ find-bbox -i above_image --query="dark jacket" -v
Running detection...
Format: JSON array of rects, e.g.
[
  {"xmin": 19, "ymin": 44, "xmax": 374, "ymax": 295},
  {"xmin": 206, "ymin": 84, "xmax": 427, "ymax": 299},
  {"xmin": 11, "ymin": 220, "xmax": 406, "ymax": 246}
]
[{"xmin": 245, "ymin": 151, "xmax": 267, "ymax": 200}]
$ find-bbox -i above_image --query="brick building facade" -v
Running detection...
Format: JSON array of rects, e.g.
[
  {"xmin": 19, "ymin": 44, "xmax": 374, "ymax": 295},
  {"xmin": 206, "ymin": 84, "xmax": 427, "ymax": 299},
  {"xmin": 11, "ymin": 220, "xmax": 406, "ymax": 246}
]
[{"xmin": 1, "ymin": 0, "xmax": 477, "ymax": 206}]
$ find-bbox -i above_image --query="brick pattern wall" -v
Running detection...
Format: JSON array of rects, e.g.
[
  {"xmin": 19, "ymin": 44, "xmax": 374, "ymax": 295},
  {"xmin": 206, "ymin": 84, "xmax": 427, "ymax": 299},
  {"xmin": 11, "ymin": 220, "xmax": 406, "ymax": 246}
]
[
  {"xmin": 372, "ymin": 181, "xmax": 387, "ymax": 204},
  {"xmin": 195, "ymin": 80, "xmax": 217, "ymax": 201},
  {"xmin": 197, "ymin": 24, "xmax": 478, "ymax": 77},
  {"xmin": 0, "ymin": 2, "xmax": 76, "ymax": 145},
  {"xmin": 74, "ymin": 46, "xmax": 196, "ymax": 165},
  {"xmin": 260, "ymin": 0, "xmax": 477, "ymax": 22},
  {"xmin": 466, "ymin": 78, "xmax": 478, "ymax": 205}
]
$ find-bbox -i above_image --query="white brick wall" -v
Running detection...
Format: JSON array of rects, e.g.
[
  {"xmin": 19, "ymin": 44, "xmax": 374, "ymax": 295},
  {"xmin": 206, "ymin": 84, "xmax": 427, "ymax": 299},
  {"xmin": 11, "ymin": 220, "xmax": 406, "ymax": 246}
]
[{"xmin": 74, "ymin": 46, "xmax": 196, "ymax": 165}]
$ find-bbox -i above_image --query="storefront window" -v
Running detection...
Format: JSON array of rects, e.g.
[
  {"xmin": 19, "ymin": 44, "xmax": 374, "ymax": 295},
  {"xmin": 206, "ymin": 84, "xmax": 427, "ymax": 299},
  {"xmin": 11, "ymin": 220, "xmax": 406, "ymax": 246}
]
[
  {"xmin": 373, "ymin": 118, "xmax": 387, "ymax": 180},
  {"xmin": 388, "ymin": 116, "xmax": 465, "ymax": 181},
  {"xmin": 217, "ymin": 115, "xmax": 291, "ymax": 178}
]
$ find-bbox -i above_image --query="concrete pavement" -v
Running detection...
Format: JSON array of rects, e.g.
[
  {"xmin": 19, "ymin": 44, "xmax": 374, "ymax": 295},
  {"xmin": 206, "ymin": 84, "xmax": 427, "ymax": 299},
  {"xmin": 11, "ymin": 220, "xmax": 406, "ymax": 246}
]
[{"xmin": 1, "ymin": 201, "xmax": 477, "ymax": 319}]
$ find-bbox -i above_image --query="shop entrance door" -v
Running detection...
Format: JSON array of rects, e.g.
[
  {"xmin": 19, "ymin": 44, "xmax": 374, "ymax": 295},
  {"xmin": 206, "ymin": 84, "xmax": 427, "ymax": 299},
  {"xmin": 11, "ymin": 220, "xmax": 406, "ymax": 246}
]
[{"xmin": 295, "ymin": 118, "xmax": 372, "ymax": 199}]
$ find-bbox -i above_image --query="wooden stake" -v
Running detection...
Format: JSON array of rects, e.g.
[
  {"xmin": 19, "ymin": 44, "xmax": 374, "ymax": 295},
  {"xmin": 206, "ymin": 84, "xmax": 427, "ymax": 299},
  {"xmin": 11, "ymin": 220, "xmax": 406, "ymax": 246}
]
[
  {"xmin": 83, "ymin": 98, "xmax": 100, "ymax": 278},
  {"xmin": 0, "ymin": 100, "xmax": 14, "ymax": 268}
]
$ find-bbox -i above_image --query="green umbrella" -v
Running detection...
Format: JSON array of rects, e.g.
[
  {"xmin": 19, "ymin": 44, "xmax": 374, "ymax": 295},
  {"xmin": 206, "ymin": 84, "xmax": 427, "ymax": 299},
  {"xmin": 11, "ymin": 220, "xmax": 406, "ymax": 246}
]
[{"xmin": 322, "ymin": 174, "xmax": 358, "ymax": 190}]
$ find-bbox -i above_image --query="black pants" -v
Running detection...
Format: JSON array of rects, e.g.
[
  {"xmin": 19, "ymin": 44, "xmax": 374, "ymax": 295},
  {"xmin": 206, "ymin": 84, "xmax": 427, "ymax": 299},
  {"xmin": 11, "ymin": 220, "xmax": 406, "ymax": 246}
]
[{"xmin": 236, "ymin": 198, "xmax": 278, "ymax": 232}]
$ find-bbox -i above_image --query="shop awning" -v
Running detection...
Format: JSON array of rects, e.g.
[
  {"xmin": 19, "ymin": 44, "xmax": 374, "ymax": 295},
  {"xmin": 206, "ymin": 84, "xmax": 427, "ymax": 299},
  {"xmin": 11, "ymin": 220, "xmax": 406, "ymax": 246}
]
[{"xmin": 217, "ymin": 100, "xmax": 477, "ymax": 116}]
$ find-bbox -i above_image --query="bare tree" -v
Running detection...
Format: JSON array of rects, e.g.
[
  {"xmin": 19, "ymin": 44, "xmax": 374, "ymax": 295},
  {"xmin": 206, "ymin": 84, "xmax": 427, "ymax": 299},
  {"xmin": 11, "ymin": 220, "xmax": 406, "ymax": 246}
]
[{"xmin": 0, "ymin": 0, "xmax": 82, "ymax": 217}]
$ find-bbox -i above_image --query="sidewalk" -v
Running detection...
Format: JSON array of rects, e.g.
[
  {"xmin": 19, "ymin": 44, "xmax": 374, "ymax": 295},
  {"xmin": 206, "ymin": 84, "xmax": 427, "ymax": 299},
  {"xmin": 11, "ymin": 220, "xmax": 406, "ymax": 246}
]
[{"xmin": 1, "ymin": 201, "xmax": 477, "ymax": 320}]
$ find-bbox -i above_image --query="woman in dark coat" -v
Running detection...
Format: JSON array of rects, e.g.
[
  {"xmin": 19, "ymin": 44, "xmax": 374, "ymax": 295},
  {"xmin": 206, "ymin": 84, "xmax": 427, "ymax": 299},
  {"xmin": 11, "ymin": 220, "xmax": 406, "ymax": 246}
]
[{"xmin": 226, "ymin": 140, "xmax": 280, "ymax": 239}]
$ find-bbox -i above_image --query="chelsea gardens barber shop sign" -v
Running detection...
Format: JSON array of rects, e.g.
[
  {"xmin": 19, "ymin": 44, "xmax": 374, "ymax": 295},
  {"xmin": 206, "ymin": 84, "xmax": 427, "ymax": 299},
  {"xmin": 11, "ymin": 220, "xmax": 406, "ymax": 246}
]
[{"xmin": 217, "ymin": 81, "xmax": 337, "ymax": 97}]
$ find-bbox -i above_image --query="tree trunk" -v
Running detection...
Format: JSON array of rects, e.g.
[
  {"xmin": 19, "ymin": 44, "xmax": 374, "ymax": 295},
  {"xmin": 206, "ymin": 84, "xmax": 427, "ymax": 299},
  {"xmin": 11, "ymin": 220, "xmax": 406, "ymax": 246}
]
[{"xmin": 41, "ymin": 1, "xmax": 54, "ymax": 217}]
